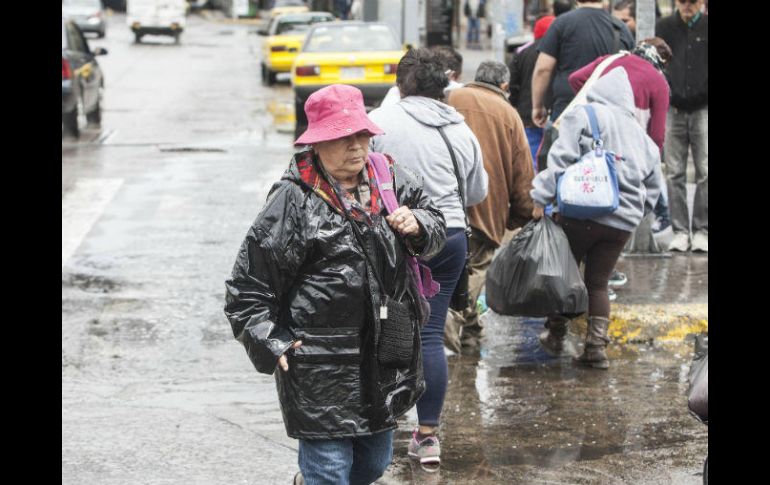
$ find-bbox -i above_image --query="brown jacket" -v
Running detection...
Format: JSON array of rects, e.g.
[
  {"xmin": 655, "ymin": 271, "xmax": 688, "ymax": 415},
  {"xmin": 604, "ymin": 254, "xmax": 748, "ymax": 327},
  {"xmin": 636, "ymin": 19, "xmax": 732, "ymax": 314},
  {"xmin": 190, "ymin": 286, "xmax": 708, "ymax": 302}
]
[{"xmin": 447, "ymin": 82, "xmax": 535, "ymax": 247}]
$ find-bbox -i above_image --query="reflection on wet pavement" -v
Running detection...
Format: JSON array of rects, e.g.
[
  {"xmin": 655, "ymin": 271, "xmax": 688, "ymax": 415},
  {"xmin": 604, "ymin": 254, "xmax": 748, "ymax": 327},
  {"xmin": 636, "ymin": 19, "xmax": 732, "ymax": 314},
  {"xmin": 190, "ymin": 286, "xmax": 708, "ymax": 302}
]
[{"xmin": 388, "ymin": 298, "xmax": 707, "ymax": 484}]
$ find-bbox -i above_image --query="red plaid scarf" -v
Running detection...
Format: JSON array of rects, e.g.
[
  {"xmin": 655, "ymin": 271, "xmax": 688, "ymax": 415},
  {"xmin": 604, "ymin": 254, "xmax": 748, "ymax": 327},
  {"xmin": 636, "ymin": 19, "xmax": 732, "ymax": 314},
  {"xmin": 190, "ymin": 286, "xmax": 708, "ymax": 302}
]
[{"xmin": 296, "ymin": 151, "xmax": 383, "ymax": 222}]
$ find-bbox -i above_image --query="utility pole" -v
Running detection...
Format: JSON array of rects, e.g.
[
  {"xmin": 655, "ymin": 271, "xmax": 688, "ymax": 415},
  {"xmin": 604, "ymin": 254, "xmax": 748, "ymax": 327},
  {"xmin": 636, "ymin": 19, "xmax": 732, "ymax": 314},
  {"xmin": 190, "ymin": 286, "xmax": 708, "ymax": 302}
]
[{"xmin": 635, "ymin": 0, "xmax": 656, "ymax": 42}]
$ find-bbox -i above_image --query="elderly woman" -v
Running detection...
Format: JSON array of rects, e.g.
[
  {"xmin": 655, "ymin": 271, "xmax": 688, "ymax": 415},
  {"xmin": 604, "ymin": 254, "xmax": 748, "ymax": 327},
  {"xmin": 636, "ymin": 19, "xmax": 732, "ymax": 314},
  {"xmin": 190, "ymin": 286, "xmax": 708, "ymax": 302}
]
[{"xmin": 224, "ymin": 84, "xmax": 446, "ymax": 485}]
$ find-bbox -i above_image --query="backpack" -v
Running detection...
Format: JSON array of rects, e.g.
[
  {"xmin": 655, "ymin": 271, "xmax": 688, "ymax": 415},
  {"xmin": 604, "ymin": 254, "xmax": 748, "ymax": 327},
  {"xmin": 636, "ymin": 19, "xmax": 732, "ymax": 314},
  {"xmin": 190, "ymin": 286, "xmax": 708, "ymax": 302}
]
[{"xmin": 556, "ymin": 105, "xmax": 620, "ymax": 220}]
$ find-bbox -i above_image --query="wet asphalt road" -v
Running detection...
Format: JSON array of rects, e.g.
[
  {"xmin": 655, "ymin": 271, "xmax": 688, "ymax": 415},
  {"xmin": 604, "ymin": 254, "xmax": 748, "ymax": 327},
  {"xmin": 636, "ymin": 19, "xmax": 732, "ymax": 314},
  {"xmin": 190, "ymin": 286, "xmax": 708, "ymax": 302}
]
[{"xmin": 62, "ymin": 11, "xmax": 707, "ymax": 485}]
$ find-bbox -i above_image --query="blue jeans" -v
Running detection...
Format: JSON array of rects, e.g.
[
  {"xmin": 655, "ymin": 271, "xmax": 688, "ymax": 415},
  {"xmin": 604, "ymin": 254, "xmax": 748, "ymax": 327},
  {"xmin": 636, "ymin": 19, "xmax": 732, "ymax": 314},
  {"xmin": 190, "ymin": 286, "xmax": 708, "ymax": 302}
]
[
  {"xmin": 298, "ymin": 430, "xmax": 394, "ymax": 485},
  {"xmin": 525, "ymin": 127, "xmax": 543, "ymax": 173},
  {"xmin": 467, "ymin": 17, "xmax": 480, "ymax": 44},
  {"xmin": 417, "ymin": 228, "xmax": 467, "ymax": 426}
]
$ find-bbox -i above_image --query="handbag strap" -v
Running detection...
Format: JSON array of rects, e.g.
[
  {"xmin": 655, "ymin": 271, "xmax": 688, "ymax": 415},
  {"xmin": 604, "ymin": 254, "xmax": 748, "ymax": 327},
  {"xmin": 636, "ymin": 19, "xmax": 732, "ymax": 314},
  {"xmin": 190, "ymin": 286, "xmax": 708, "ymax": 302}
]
[
  {"xmin": 436, "ymin": 126, "xmax": 471, "ymax": 238},
  {"xmin": 368, "ymin": 152, "xmax": 399, "ymax": 214},
  {"xmin": 554, "ymin": 51, "xmax": 629, "ymax": 129},
  {"xmin": 582, "ymin": 104, "xmax": 603, "ymax": 151},
  {"xmin": 343, "ymin": 210, "xmax": 389, "ymax": 303}
]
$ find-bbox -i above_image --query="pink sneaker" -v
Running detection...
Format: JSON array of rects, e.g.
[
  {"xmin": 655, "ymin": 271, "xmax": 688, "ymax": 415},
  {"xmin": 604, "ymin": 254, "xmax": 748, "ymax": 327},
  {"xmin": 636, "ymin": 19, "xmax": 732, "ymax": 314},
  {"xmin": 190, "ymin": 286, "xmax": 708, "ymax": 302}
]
[{"xmin": 407, "ymin": 429, "xmax": 441, "ymax": 468}]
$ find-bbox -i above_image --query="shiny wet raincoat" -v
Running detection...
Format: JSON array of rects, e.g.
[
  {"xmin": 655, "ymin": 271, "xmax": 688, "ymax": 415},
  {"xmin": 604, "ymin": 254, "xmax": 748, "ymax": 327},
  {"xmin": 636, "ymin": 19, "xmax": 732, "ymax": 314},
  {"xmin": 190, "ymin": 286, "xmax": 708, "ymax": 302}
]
[{"xmin": 225, "ymin": 150, "xmax": 446, "ymax": 439}]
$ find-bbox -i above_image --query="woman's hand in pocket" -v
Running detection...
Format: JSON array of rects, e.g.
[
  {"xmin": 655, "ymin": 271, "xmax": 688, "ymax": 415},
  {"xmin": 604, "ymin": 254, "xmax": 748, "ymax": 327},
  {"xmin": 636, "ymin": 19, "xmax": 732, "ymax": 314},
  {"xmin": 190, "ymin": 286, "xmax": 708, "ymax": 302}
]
[{"xmin": 278, "ymin": 340, "xmax": 303, "ymax": 372}]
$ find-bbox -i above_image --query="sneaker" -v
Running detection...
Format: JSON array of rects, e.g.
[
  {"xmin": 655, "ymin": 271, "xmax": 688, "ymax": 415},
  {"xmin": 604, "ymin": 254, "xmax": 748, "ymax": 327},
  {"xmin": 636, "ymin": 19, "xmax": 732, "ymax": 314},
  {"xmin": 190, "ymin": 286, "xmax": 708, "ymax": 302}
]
[
  {"xmin": 691, "ymin": 232, "xmax": 708, "ymax": 252},
  {"xmin": 407, "ymin": 430, "xmax": 441, "ymax": 468},
  {"xmin": 608, "ymin": 269, "xmax": 627, "ymax": 287},
  {"xmin": 608, "ymin": 288, "xmax": 617, "ymax": 301},
  {"xmin": 668, "ymin": 232, "xmax": 691, "ymax": 252}
]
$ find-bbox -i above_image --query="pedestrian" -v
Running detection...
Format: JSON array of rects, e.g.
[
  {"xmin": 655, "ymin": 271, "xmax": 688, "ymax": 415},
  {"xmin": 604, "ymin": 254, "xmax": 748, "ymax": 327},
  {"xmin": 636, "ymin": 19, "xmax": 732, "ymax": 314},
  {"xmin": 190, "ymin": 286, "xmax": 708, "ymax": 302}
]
[
  {"xmin": 656, "ymin": 0, "xmax": 708, "ymax": 252},
  {"xmin": 612, "ymin": 0, "xmax": 637, "ymax": 36},
  {"xmin": 508, "ymin": 14, "xmax": 556, "ymax": 170},
  {"xmin": 552, "ymin": 0, "xmax": 574, "ymax": 16},
  {"xmin": 569, "ymin": 38, "xmax": 674, "ymax": 283},
  {"xmin": 432, "ymin": 45, "xmax": 465, "ymax": 92},
  {"xmin": 380, "ymin": 46, "xmax": 464, "ymax": 108},
  {"xmin": 444, "ymin": 61, "xmax": 535, "ymax": 354},
  {"xmin": 464, "ymin": 0, "xmax": 483, "ymax": 49},
  {"xmin": 334, "ymin": 0, "xmax": 351, "ymax": 20},
  {"xmin": 368, "ymin": 47, "xmax": 488, "ymax": 468},
  {"xmin": 531, "ymin": 0, "xmax": 635, "ymax": 127},
  {"xmin": 531, "ymin": 68, "xmax": 663, "ymax": 370},
  {"xmin": 224, "ymin": 84, "xmax": 447, "ymax": 485}
]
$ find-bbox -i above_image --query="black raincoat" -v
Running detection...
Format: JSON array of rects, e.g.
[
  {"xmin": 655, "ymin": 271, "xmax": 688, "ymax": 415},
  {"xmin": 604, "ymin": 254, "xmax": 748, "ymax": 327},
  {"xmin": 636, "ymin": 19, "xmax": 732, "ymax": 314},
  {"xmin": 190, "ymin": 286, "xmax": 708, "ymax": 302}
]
[{"xmin": 224, "ymin": 151, "xmax": 446, "ymax": 439}]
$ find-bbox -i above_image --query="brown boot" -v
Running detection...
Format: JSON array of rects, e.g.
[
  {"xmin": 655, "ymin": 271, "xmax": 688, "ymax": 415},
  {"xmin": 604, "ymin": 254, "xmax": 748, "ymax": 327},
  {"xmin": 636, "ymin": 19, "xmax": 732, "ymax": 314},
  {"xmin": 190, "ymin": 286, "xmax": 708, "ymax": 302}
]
[
  {"xmin": 539, "ymin": 315, "xmax": 571, "ymax": 355},
  {"xmin": 574, "ymin": 316, "xmax": 611, "ymax": 370}
]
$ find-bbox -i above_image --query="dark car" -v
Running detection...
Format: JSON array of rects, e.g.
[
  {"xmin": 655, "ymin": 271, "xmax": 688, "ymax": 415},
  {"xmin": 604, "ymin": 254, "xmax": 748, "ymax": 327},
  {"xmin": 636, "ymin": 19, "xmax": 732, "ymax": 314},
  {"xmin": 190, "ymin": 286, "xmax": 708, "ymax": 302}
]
[{"xmin": 62, "ymin": 18, "xmax": 108, "ymax": 138}]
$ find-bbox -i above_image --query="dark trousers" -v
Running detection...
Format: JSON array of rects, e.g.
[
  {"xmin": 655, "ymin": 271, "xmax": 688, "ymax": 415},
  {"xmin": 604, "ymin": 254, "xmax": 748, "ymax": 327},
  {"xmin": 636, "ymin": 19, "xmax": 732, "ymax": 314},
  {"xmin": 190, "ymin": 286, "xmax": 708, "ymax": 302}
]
[
  {"xmin": 416, "ymin": 228, "xmax": 467, "ymax": 427},
  {"xmin": 557, "ymin": 216, "xmax": 631, "ymax": 318}
]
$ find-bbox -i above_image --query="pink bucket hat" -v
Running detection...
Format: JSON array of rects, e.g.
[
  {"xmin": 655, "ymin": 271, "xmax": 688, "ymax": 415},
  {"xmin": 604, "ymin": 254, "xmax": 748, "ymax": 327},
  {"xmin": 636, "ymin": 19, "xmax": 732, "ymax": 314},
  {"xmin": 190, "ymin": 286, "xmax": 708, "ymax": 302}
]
[{"xmin": 294, "ymin": 84, "xmax": 384, "ymax": 146}]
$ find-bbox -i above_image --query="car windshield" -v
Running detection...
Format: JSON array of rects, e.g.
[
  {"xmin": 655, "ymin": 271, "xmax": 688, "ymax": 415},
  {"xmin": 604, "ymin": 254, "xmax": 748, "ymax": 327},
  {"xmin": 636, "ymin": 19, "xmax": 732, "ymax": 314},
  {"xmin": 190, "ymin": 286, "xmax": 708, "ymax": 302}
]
[
  {"xmin": 304, "ymin": 24, "xmax": 400, "ymax": 53},
  {"xmin": 63, "ymin": 0, "xmax": 102, "ymax": 6},
  {"xmin": 276, "ymin": 16, "xmax": 333, "ymax": 35}
]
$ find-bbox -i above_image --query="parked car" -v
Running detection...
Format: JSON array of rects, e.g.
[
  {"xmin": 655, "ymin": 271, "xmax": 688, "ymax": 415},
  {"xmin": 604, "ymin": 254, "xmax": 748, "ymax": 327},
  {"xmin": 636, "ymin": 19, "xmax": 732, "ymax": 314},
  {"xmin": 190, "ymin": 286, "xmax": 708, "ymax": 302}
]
[
  {"xmin": 127, "ymin": 0, "xmax": 187, "ymax": 44},
  {"xmin": 62, "ymin": 18, "xmax": 108, "ymax": 138},
  {"xmin": 62, "ymin": 0, "xmax": 107, "ymax": 38},
  {"xmin": 259, "ymin": 11, "xmax": 335, "ymax": 86},
  {"xmin": 291, "ymin": 21, "xmax": 405, "ymax": 138},
  {"xmin": 268, "ymin": 0, "xmax": 310, "ymax": 19}
]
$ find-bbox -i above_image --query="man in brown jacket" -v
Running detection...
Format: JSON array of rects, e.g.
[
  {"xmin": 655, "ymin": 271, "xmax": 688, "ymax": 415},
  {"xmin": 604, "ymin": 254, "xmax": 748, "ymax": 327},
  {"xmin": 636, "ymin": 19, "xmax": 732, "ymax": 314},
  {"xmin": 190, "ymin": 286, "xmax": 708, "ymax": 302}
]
[{"xmin": 445, "ymin": 60, "xmax": 535, "ymax": 353}]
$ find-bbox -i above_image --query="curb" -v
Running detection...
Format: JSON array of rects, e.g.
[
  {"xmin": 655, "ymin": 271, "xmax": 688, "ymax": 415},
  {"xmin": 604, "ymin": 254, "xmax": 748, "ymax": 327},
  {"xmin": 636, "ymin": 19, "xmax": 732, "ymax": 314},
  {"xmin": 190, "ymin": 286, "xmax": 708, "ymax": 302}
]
[{"xmin": 573, "ymin": 302, "xmax": 709, "ymax": 345}]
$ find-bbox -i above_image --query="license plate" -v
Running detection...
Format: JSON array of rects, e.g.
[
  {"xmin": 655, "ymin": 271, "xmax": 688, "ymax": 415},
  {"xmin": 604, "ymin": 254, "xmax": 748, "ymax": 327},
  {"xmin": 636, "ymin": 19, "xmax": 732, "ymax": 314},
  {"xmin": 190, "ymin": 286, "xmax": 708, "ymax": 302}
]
[{"xmin": 340, "ymin": 67, "xmax": 365, "ymax": 79}]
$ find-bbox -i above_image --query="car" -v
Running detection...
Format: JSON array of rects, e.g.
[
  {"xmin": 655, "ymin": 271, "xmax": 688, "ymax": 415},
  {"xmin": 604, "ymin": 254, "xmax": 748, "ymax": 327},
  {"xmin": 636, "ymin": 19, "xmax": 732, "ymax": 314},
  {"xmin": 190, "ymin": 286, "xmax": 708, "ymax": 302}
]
[
  {"xmin": 291, "ymin": 21, "xmax": 406, "ymax": 138},
  {"xmin": 62, "ymin": 0, "xmax": 107, "ymax": 38},
  {"xmin": 259, "ymin": 11, "xmax": 335, "ymax": 86},
  {"xmin": 128, "ymin": 0, "xmax": 187, "ymax": 44},
  {"xmin": 268, "ymin": 0, "xmax": 310, "ymax": 19},
  {"xmin": 62, "ymin": 18, "xmax": 108, "ymax": 138}
]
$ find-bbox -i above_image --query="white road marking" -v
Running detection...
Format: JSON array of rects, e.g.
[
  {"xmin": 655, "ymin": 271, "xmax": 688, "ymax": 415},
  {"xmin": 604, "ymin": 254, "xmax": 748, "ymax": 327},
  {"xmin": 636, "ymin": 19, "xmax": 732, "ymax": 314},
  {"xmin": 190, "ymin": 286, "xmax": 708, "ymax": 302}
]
[{"xmin": 62, "ymin": 178, "xmax": 124, "ymax": 267}]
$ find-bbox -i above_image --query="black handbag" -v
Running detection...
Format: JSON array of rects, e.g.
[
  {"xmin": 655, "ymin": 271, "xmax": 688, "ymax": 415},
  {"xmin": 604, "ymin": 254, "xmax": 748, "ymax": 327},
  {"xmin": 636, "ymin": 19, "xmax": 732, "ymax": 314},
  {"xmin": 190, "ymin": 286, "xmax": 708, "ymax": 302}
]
[
  {"xmin": 437, "ymin": 126, "xmax": 472, "ymax": 312},
  {"xmin": 345, "ymin": 213, "xmax": 416, "ymax": 369}
]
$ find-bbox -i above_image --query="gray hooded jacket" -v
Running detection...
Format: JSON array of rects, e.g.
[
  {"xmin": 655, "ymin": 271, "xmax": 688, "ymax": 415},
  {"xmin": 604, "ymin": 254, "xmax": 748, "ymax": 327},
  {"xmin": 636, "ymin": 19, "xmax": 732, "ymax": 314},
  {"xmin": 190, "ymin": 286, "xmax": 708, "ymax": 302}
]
[
  {"xmin": 369, "ymin": 96, "xmax": 488, "ymax": 230},
  {"xmin": 531, "ymin": 68, "xmax": 662, "ymax": 232}
]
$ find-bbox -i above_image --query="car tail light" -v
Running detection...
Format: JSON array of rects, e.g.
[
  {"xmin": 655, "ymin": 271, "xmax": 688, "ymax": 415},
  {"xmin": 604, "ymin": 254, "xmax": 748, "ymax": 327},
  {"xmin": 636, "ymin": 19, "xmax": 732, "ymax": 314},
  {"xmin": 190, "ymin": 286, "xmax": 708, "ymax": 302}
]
[
  {"xmin": 296, "ymin": 65, "xmax": 320, "ymax": 76},
  {"xmin": 271, "ymin": 45, "xmax": 287, "ymax": 52},
  {"xmin": 62, "ymin": 58, "xmax": 72, "ymax": 80},
  {"xmin": 384, "ymin": 64, "xmax": 398, "ymax": 75}
]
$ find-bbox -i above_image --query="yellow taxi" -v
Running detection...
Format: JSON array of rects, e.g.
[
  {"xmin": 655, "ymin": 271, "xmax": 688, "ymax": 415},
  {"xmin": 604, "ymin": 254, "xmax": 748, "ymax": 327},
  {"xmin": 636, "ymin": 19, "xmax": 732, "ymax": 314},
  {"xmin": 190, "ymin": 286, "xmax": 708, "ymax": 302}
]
[
  {"xmin": 291, "ymin": 22, "xmax": 406, "ymax": 137},
  {"xmin": 268, "ymin": 0, "xmax": 309, "ymax": 19},
  {"xmin": 260, "ymin": 11, "xmax": 335, "ymax": 86}
]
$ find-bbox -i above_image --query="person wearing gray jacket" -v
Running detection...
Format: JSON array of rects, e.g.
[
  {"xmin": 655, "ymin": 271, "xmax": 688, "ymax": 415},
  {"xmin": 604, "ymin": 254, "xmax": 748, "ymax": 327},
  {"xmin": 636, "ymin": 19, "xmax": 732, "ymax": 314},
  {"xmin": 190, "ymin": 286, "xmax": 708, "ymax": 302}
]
[
  {"xmin": 531, "ymin": 67, "xmax": 662, "ymax": 370},
  {"xmin": 368, "ymin": 47, "xmax": 488, "ymax": 467}
]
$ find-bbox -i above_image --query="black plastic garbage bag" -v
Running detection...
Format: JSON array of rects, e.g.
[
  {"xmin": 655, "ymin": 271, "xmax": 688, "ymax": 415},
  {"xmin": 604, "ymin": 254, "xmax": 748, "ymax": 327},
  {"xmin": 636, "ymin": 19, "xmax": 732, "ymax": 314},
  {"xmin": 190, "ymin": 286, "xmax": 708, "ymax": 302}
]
[
  {"xmin": 687, "ymin": 354, "xmax": 709, "ymax": 424},
  {"xmin": 486, "ymin": 217, "xmax": 588, "ymax": 317}
]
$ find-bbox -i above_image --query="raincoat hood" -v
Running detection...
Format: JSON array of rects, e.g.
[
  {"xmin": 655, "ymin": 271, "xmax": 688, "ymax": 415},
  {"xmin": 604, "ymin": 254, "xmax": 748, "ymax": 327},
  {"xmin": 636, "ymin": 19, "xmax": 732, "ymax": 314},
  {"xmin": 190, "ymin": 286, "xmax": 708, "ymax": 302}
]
[
  {"xmin": 398, "ymin": 95, "xmax": 465, "ymax": 128},
  {"xmin": 586, "ymin": 67, "xmax": 636, "ymax": 117}
]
